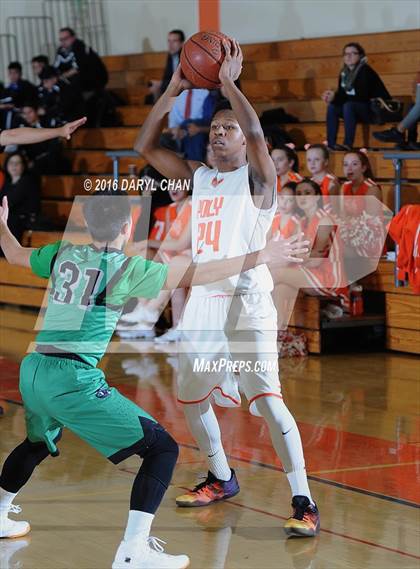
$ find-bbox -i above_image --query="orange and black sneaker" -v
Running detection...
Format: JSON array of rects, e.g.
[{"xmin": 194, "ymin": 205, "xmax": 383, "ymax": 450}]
[
  {"xmin": 176, "ymin": 469, "xmax": 240, "ymax": 508},
  {"xmin": 283, "ymin": 496, "xmax": 320, "ymax": 537}
]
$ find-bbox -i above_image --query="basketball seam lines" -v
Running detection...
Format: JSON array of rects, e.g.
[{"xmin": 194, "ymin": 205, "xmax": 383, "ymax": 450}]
[
  {"xmin": 183, "ymin": 49, "xmax": 221, "ymax": 86},
  {"xmin": 190, "ymin": 35, "xmax": 221, "ymax": 65}
]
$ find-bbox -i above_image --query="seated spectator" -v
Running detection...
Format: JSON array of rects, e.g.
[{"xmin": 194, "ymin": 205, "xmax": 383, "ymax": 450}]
[
  {"xmin": 31, "ymin": 55, "xmax": 49, "ymax": 84},
  {"xmin": 321, "ymin": 43, "xmax": 390, "ymax": 150},
  {"xmin": 0, "ymin": 152, "xmax": 40, "ymax": 249},
  {"xmin": 54, "ymin": 27, "xmax": 108, "ymax": 126},
  {"xmin": 340, "ymin": 149, "xmax": 382, "ymax": 216},
  {"xmin": 269, "ymin": 178, "xmax": 349, "ymax": 329},
  {"xmin": 271, "ymin": 144, "xmax": 302, "ymax": 193},
  {"xmin": 145, "ymin": 29, "xmax": 185, "ymax": 104},
  {"xmin": 374, "ymin": 71, "xmax": 420, "ymax": 150},
  {"xmin": 305, "ymin": 143, "xmax": 339, "ymax": 211},
  {"xmin": 168, "ymin": 88, "xmax": 210, "ymax": 160},
  {"xmin": 0, "ymin": 62, "xmax": 38, "ymax": 130},
  {"xmin": 19, "ymin": 102, "xmax": 70, "ymax": 175},
  {"xmin": 271, "ymin": 181, "xmax": 299, "ymax": 239},
  {"xmin": 339, "ymin": 150, "xmax": 386, "ymax": 271},
  {"xmin": 38, "ymin": 65, "xmax": 85, "ymax": 123}
]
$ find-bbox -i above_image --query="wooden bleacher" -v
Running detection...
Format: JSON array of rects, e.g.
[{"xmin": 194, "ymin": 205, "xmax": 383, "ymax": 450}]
[{"xmin": 1, "ymin": 29, "xmax": 419, "ymax": 354}]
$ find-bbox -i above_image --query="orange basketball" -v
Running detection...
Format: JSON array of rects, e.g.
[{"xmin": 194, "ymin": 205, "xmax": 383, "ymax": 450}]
[{"xmin": 180, "ymin": 31, "xmax": 232, "ymax": 89}]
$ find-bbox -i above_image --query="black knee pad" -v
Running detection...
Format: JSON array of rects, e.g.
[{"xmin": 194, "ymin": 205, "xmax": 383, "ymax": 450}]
[{"xmin": 138, "ymin": 427, "xmax": 179, "ymax": 488}]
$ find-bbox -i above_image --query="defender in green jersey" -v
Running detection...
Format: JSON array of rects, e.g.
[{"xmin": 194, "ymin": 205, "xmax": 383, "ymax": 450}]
[{"xmin": 0, "ymin": 191, "xmax": 307, "ymax": 568}]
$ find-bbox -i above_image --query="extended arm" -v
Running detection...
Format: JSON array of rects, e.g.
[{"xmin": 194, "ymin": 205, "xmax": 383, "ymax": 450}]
[
  {"xmin": 163, "ymin": 233, "xmax": 309, "ymax": 289},
  {"xmin": 219, "ymin": 40, "xmax": 276, "ymax": 209},
  {"xmin": 0, "ymin": 117, "xmax": 86, "ymax": 146}
]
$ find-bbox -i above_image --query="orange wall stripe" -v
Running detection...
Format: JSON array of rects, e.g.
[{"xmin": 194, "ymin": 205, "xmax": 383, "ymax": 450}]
[{"xmin": 199, "ymin": 0, "xmax": 220, "ymax": 31}]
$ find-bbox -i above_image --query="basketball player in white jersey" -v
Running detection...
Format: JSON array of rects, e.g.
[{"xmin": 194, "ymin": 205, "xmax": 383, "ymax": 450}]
[{"xmin": 135, "ymin": 39, "xmax": 320, "ymax": 537}]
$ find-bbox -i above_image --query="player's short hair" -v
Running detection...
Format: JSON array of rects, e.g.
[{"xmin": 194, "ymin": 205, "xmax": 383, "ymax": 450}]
[
  {"xmin": 169, "ymin": 29, "xmax": 185, "ymax": 42},
  {"xmin": 32, "ymin": 55, "xmax": 49, "ymax": 65},
  {"xmin": 83, "ymin": 195, "xmax": 131, "ymax": 242},
  {"xmin": 59, "ymin": 27, "xmax": 76, "ymax": 37},
  {"xmin": 8, "ymin": 61, "xmax": 22, "ymax": 73}
]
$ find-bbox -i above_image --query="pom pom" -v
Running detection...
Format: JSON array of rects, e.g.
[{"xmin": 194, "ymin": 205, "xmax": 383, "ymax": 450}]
[
  {"xmin": 304, "ymin": 143, "xmax": 311, "ymax": 150},
  {"xmin": 285, "ymin": 142, "xmax": 296, "ymax": 150}
]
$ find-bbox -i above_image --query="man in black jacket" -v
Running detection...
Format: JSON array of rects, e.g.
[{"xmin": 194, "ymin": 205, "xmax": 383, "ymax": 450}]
[
  {"xmin": 321, "ymin": 43, "xmax": 390, "ymax": 150},
  {"xmin": 54, "ymin": 27, "xmax": 108, "ymax": 125},
  {"xmin": 145, "ymin": 30, "xmax": 185, "ymax": 104}
]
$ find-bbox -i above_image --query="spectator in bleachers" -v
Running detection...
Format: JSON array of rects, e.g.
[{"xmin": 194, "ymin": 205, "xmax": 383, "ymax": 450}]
[
  {"xmin": 271, "ymin": 144, "xmax": 302, "ymax": 193},
  {"xmin": 305, "ymin": 143, "xmax": 339, "ymax": 211},
  {"xmin": 31, "ymin": 55, "xmax": 49, "ymax": 84},
  {"xmin": 0, "ymin": 152, "xmax": 40, "ymax": 248},
  {"xmin": 340, "ymin": 150, "xmax": 382, "ymax": 215},
  {"xmin": 54, "ymin": 27, "xmax": 108, "ymax": 126},
  {"xmin": 4, "ymin": 62, "xmax": 38, "ymax": 109},
  {"xmin": 373, "ymin": 71, "xmax": 420, "ymax": 150},
  {"xmin": 271, "ymin": 181, "xmax": 299, "ymax": 239},
  {"xmin": 270, "ymin": 178, "xmax": 349, "ymax": 329},
  {"xmin": 322, "ymin": 43, "xmax": 390, "ymax": 150},
  {"xmin": 0, "ymin": 62, "xmax": 38, "ymax": 130},
  {"xmin": 38, "ymin": 66, "xmax": 85, "ymax": 124},
  {"xmin": 19, "ymin": 102, "xmax": 70, "ymax": 175},
  {"xmin": 168, "ymin": 88, "xmax": 210, "ymax": 160},
  {"xmin": 145, "ymin": 30, "xmax": 185, "ymax": 104}
]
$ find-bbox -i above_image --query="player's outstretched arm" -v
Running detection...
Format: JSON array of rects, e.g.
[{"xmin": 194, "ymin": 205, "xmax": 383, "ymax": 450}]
[
  {"xmin": 0, "ymin": 117, "xmax": 87, "ymax": 146},
  {"xmin": 134, "ymin": 66, "xmax": 201, "ymax": 181},
  {"xmin": 0, "ymin": 198, "xmax": 34, "ymax": 267},
  {"xmin": 164, "ymin": 233, "xmax": 309, "ymax": 289},
  {"xmin": 219, "ymin": 39, "xmax": 276, "ymax": 209}
]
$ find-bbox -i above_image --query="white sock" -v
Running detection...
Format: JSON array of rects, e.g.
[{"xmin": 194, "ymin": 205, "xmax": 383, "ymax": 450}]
[
  {"xmin": 124, "ymin": 511, "xmax": 154, "ymax": 542},
  {"xmin": 207, "ymin": 448, "xmax": 231, "ymax": 482},
  {"xmin": 0, "ymin": 488, "xmax": 17, "ymax": 514},
  {"xmin": 256, "ymin": 397, "xmax": 314, "ymax": 504},
  {"xmin": 183, "ymin": 401, "xmax": 231, "ymax": 481}
]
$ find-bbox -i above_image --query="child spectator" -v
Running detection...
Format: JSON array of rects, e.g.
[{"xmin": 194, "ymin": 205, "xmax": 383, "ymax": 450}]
[
  {"xmin": 38, "ymin": 66, "xmax": 85, "ymax": 123},
  {"xmin": 271, "ymin": 144, "xmax": 302, "ymax": 193},
  {"xmin": 305, "ymin": 143, "xmax": 339, "ymax": 211},
  {"xmin": 19, "ymin": 102, "xmax": 70, "ymax": 175},
  {"xmin": 31, "ymin": 55, "xmax": 49, "ymax": 84}
]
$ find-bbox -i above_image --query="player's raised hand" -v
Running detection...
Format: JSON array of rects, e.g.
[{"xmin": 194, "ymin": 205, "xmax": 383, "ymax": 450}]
[
  {"xmin": 60, "ymin": 117, "xmax": 87, "ymax": 139},
  {"xmin": 0, "ymin": 196, "xmax": 9, "ymax": 227},
  {"xmin": 265, "ymin": 232, "xmax": 310, "ymax": 266},
  {"xmin": 167, "ymin": 65, "xmax": 194, "ymax": 95},
  {"xmin": 219, "ymin": 38, "xmax": 243, "ymax": 84}
]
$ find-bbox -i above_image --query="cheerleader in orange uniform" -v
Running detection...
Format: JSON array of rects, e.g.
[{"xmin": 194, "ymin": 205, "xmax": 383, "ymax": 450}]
[
  {"xmin": 271, "ymin": 144, "xmax": 302, "ymax": 193},
  {"xmin": 269, "ymin": 179, "xmax": 349, "ymax": 329},
  {"xmin": 340, "ymin": 150, "xmax": 387, "ymax": 262},
  {"xmin": 271, "ymin": 181, "xmax": 300, "ymax": 239},
  {"xmin": 305, "ymin": 143, "xmax": 339, "ymax": 212}
]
